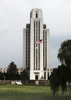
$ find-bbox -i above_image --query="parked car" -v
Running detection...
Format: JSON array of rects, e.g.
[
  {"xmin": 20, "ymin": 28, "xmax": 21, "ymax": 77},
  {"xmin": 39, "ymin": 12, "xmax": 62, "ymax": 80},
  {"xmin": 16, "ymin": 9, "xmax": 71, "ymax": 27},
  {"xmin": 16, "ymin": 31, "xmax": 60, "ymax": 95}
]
[{"xmin": 15, "ymin": 80, "xmax": 22, "ymax": 85}]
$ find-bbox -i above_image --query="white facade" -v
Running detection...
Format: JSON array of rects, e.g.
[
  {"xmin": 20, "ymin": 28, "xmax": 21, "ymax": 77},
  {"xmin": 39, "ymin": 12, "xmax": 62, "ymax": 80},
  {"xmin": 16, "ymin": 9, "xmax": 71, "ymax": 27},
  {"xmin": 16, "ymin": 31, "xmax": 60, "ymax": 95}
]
[{"xmin": 23, "ymin": 9, "xmax": 52, "ymax": 80}]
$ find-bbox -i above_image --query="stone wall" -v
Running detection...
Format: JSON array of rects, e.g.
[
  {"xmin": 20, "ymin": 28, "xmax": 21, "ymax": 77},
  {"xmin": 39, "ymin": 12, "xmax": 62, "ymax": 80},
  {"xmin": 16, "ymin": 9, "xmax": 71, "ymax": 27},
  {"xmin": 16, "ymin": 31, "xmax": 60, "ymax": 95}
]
[
  {"xmin": 11, "ymin": 81, "xmax": 17, "ymax": 84},
  {"xmin": 23, "ymin": 80, "xmax": 50, "ymax": 85},
  {"xmin": 0, "ymin": 80, "xmax": 17, "ymax": 84},
  {"xmin": 0, "ymin": 80, "xmax": 11, "ymax": 84},
  {"xmin": 39, "ymin": 80, "xmax": 50, "ymax": 85}
]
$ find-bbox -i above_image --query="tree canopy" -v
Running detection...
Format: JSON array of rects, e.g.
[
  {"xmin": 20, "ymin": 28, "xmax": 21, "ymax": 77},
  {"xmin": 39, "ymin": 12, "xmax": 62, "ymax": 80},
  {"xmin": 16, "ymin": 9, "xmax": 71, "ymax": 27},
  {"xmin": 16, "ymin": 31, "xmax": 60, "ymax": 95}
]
[
  {"xmin": 50, "ymin": 64, "xmax": 68, "ymax": 96},
  {"xmin": 6, "ymin": 61, "xmax": 19, "ymax": 80},
  {"xmin": 50, "ymin": 40, "xmax": 71, "ymax": 96},
  {"xmin": 57, "ymin": 40, "xmax": 71, "ymax": 68},
  {"xmin": 21, "ymin": 69, "xmax": 29, "ymax": 81},
  {"xmin": 57, "ymin": 39, "xmax": 71, "ymax": 83},
  {"xmin": 7, "ymin": 61, "xmax": 18, "ymax": 75},
  {"xmin": 0, "ymin": 72, "xmax": 4, "ymax": 80}
]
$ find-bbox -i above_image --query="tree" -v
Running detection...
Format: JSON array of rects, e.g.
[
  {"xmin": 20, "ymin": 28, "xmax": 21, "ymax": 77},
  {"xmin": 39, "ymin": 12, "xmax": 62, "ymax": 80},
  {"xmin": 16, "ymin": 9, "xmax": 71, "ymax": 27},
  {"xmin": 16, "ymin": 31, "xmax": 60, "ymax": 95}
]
[
  {"xmin": 57, "ymin": 40, "xmax": 71, "ymax": 84},
  {"xmin": 7, "ymin": 61, "xmax": 18, "ymax": 80},
  {"xmin": 50, "ymin": 40, "xmax": 71, "ymax": 96},
  {"xmin": 0, "ymin": 72, "xmax": 4, "ymax": 80},
  {"xmin": 58, "ymin": 64, "xmax": 67, "ymax": 94},
  {"xmin": 49, "ymin": 68, "xmax": 60, "ymax": 96},
  {"xmin": 50, "ymin": 64, "xmax": 67, "ymax": 96},
  {"xmin": 21, "ymin": 69, "xmax": 29, "ymax": 82},
  {"xmin": 57, "ymin": 40, "xmax": 71, "ymax": 68}
]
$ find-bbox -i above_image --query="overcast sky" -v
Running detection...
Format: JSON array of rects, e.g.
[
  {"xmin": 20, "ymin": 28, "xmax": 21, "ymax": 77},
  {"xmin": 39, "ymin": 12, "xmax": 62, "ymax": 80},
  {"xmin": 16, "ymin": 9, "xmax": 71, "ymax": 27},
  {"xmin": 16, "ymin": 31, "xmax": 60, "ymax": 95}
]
[{"xmin": 0, "ymin": 0, "xmax": 71, "ymax": 68}]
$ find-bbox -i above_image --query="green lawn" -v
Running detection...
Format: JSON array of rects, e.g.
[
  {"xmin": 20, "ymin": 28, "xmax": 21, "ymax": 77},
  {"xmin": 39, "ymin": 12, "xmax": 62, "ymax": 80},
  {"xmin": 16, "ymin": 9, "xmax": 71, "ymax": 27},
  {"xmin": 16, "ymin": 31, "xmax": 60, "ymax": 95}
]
[{"xmin": 0, "ymin": 84, "xmax": 71, "ymax": 100}]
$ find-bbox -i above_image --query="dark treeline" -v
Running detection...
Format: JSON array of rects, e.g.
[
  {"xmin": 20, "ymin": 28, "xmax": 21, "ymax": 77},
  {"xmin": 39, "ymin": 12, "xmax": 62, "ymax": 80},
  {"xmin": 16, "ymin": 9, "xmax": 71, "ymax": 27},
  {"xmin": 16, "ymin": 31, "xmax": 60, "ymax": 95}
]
[{"xmin": 0, "ymin": 61, "xmax": 29, "ymax": 81}]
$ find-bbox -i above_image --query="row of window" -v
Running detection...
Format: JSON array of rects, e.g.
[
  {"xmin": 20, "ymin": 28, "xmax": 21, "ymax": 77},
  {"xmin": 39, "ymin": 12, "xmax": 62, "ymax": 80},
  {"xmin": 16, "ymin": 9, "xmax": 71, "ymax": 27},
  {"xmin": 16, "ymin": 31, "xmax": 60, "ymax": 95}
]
[
  {"xmin": 26, "ymin": 30, "xmax": 30, "ymax": 33},
  {"xmin": 0, "ymin": 68, "xmax": 7, "ymax": 70},
  {"xmin": 26, "ymin": 39, "xmax": 30, "ymax": 42},
  {"xmin": 26, "ymin": 63, "xmax": 30, "ymax": 66},
  {"xmin": 26, "ymin": 37, "xmax": 30, "ymax": 39},
  {"xmin": 43, "ymin": 41, "xmax": 47, "ymax": 43},
  {"xmin": 34, "ymin": 68, "xmax": 40, "ymax": 70},
  {"xmin": 26, "ymin": 34, "xmax": 30, "ymax": 36},
  {"xmin": 26, "ymin": 53, "xmax": 30, "ymax": 56}
]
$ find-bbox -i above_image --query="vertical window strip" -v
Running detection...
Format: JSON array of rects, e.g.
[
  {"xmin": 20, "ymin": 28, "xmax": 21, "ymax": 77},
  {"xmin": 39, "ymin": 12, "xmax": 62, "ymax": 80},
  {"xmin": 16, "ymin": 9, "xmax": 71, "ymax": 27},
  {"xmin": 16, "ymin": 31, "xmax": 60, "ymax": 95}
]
[
  {"xmin": 39, "ymin": 21, "xmax": 40, "ymax": 70},
  {"xmin": 34, "ymin": 21, "xmax": 35, "ymax": 70},
  {"xmin": 36, "ymin": 21, "xmax": 37, "ymax": 70},
  {"xmin": 43, "ymin": 31, "xmax": 44, "ymax": 68},
  {"xmin": 26, "ymin": 32, "xmax": 28, "ymax": 68}
]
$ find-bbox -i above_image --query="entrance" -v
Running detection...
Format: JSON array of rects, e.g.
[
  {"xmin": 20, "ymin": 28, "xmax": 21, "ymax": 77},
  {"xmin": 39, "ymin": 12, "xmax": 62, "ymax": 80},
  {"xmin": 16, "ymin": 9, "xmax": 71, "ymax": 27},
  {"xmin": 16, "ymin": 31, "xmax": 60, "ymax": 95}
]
[{"xmin": 35, "ymin": 75, "xmax": 38, "ymax": 80}]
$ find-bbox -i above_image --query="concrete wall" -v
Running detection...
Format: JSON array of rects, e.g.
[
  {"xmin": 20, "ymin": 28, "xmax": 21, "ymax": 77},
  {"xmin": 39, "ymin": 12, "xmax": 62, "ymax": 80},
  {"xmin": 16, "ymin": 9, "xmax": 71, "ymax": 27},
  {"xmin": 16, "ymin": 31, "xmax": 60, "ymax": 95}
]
[
  {"xmin": 0, "ymin": 80, "xmax": 17, "ymax": 84},
  {"xmin": 0, "ymin": 80, "xmax": 11, "ymax": 84},
  {"xmin": 11, "ymin": 81, "xmax": 17, "ymax": 84}
]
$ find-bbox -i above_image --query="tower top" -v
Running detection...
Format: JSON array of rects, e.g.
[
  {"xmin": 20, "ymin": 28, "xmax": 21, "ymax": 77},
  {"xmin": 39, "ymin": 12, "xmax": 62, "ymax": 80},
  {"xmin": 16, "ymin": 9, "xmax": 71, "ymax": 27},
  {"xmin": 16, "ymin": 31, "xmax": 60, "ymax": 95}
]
[{"xmin": 30, "ymin": 8, "xmax": 43, "ymax": 19}]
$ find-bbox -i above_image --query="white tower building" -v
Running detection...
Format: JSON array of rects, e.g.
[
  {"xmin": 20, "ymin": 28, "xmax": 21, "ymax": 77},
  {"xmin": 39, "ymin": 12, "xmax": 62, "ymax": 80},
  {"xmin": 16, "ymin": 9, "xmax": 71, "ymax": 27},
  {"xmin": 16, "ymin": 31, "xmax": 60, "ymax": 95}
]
[{"xmin": 23, "ymin": 9, "xmax": 51, "ymax": 80}]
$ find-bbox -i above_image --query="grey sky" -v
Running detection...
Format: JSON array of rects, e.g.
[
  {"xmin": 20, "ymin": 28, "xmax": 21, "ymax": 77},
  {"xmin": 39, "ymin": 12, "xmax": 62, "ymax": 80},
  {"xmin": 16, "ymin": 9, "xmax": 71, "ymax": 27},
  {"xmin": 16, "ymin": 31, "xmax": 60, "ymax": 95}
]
[{"xmin": 0, "ymin": 0, "xmax": 71, "ymax": 67}]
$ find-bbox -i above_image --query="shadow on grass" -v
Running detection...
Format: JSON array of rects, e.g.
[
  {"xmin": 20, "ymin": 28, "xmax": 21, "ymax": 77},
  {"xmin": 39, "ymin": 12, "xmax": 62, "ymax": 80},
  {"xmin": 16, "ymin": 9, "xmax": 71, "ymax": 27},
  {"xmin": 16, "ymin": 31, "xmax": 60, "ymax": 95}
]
[
  {"xmin": 0, "ymin": 85, "xmax": 71, "ymax": 100},
  {"xmin": 0, "ymin": 92, "xmax": 71, "ymax": 100}
]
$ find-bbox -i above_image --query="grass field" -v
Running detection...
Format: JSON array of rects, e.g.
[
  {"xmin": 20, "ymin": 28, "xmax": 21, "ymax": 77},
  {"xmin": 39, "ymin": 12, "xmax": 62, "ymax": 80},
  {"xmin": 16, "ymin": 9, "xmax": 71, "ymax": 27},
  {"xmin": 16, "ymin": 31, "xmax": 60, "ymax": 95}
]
[{"xmin": 0, "ymin": 85, "xmax": 71, "ymax": 100}]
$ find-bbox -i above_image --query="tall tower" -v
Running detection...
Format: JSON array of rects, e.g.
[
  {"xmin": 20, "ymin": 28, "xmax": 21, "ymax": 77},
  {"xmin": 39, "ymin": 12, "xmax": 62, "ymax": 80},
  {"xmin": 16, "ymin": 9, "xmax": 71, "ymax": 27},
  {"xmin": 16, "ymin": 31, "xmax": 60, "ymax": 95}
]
[{"xmin": 23, "ymin": 9, "xmax": 50, "ymax": 80}]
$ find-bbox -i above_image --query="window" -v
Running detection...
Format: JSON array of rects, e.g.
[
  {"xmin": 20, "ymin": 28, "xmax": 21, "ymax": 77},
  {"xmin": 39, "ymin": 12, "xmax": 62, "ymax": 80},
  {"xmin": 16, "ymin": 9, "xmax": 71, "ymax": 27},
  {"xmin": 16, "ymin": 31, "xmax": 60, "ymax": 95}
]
[{"xmin": 36, "ymin": 13, "xmax": 38, "ymax": 18}]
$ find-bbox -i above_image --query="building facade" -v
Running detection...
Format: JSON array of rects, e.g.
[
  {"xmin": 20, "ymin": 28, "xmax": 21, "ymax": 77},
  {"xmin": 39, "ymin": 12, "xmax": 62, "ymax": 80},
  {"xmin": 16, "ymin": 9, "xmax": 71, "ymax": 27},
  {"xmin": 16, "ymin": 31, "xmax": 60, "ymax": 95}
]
[
  {"xmin": 0, "ymin": 67, "xmax": 23, "ymax": 74},
  {"xmin": 23, "ymin": 8, "xmax": 52, "ymax": 80}
]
